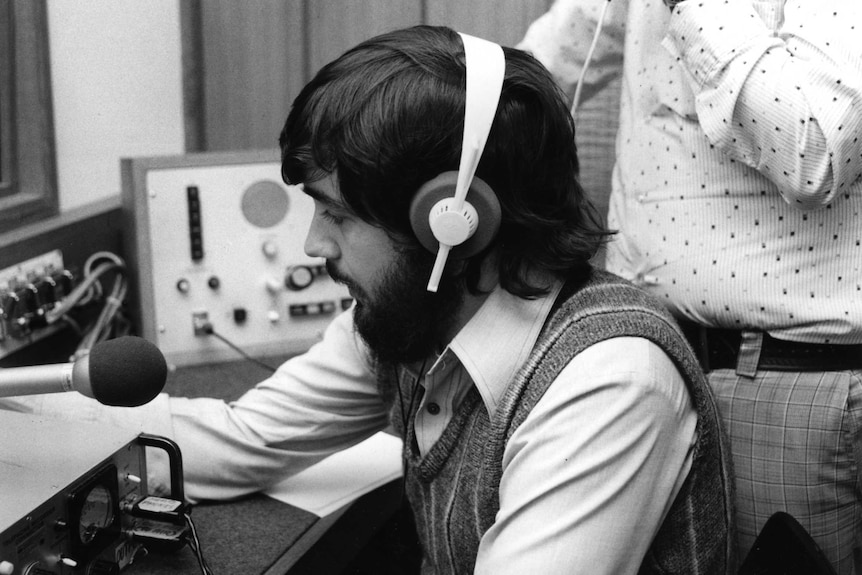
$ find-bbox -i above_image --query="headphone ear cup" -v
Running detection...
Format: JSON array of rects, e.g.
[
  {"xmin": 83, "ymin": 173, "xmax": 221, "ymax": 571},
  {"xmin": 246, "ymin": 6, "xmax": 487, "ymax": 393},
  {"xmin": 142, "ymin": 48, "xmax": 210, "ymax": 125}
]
[{"xmin": 409, "ymin": 171, "xmax": 501, "ymax": 259}]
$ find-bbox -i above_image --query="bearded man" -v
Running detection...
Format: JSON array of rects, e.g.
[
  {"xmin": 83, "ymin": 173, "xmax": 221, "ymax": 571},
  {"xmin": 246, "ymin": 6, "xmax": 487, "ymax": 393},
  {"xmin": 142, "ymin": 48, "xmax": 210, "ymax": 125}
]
[{"xmin": 0, "ymin": 26, "xmax": 736, "ymax": 574}]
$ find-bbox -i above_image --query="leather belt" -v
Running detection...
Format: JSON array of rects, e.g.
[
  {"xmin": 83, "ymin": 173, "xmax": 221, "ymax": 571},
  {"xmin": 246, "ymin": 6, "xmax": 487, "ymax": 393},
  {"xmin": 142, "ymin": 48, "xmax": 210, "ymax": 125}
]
[{"xmin": 678, "ymin": 320, "xmax": 862, "ymax": 373}]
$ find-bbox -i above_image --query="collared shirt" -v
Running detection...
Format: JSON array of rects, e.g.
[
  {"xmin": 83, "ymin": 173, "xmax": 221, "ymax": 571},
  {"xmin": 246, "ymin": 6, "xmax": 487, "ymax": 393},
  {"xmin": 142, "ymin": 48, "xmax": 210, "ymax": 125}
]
[
  {"xmin": 519, "ymin": 0, "xmax": 862, "ymax": 344},
  {"xmin": 412, "ymin": 282, "xmax": 559, "ymax": 454},
  {"xmin": 1, "ymin": 281, "xmax": 696, "ymax": 573}
]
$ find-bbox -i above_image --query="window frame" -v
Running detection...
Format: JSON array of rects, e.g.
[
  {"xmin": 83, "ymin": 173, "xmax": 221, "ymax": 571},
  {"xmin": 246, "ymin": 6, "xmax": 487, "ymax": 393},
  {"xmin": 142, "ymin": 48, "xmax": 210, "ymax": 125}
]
[{"xmin": 0, "ymin": 0, "xmax": 58, "ymax": 232}]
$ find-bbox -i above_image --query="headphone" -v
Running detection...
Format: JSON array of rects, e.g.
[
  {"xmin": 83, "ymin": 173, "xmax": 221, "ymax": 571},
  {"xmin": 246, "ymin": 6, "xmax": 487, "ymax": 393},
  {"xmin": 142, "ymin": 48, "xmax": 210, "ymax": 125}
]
[{"xmin": 408, "ymin": 33, "xmax": 505, "ymax": 292}]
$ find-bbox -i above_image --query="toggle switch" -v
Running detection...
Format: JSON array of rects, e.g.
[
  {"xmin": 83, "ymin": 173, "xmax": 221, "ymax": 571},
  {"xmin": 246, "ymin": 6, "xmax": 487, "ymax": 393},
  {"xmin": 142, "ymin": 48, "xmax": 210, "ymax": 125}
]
[{"xmin": 265, "ymin": 276, "xmax": 282, "ymax": 294}]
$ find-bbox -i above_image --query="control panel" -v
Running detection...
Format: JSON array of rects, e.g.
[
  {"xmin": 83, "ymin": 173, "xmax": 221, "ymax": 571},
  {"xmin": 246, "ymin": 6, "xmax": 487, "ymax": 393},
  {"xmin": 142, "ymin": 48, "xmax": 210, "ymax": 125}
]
[
  {"xmin": 121, "ymin": 150, "xmax": 349, "ymax": 367},
  {"xmin": 0, "ymin": 413, "xmax": 186, "ymax": 575}
]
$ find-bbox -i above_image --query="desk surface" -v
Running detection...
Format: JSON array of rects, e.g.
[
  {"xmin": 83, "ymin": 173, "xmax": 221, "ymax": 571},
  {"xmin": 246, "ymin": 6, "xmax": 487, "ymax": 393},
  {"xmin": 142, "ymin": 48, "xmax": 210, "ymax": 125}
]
[
  {"xmin": 129, "ymin": 480, "xmax": 403, "ymax": 575},
  {"xmin": 126, "ymin": 354, "xmax": 403, "ymax": 575}
]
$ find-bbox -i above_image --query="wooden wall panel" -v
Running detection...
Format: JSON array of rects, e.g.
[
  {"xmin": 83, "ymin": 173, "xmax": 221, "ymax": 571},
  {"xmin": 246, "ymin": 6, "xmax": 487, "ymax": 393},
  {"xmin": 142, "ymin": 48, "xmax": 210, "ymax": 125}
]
[
  {"xmin": 425, "ymin": 0, "xmax": 553, "ymax": 46},
  {"xmin": 199, "ymin": 0, "xmax": 306, "ymax": 151},
  {"xmin": 305, "ymin": 0, "xmax": 423, "ymax": 75}
]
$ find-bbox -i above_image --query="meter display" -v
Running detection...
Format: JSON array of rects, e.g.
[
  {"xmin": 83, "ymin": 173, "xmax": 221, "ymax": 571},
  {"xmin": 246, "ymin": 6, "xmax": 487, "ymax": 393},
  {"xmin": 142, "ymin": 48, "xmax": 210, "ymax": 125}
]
[
  {"xmin": 79, "ymin": 484, "xmax": 116, "ymax": 544},
  {"xmin": 68, "ymin": 465, "xmax": 121, "ymax": 559}
]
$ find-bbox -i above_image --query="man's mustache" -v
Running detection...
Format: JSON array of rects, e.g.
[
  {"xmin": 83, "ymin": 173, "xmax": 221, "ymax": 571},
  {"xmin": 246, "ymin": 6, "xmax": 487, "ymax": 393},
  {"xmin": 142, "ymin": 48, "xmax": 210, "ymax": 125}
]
[{"xmin": 325, "ymin": 260, "xmax": 353, "ymax": 288}]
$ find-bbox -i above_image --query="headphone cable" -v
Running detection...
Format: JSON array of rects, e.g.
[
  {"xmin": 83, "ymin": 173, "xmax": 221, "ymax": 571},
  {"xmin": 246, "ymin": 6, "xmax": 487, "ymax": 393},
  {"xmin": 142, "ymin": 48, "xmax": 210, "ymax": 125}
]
[{"xmin": 571, "ymin": 0, "xmax": 613, "ymax": 120}]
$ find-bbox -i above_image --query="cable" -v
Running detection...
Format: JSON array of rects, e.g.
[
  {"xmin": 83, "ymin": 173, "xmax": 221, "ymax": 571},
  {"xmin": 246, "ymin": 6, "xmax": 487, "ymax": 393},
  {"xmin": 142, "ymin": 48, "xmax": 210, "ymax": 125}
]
[
  {"xmin": 571, "ymin": 0, "xmax": 613, "ymax": 120},
  {"xmin": 74, "ymin": 271, "xmax": 129, "ymax": 356},
  {"xmin": 44, "ymin": 261, "xmax": 123, "ymax": 324},
  {"xmin": 201, "ymin": 322, "xmax": 279, "ymax": 374},
  {"xmin": 184, "ymin": 512, "xmax": 214, "ymax": 575},
  {"xmin": 42, "ymin": 251, "xmax": 131, "ymax": 360}
]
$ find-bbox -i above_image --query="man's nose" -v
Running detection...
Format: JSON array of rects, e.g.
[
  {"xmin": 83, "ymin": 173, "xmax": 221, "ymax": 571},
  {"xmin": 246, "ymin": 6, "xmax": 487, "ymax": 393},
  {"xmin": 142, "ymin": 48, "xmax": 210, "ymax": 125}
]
[{"xmin": 304, "ymin": 215, "xmax": 339, "ymax": 260}]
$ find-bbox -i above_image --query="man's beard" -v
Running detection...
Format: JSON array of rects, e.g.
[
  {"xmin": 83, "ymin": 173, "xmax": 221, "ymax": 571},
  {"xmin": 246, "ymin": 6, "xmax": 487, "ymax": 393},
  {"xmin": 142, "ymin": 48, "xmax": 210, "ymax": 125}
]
[{"xmin": 327, "ymin": 248, "xmax": 464, "ymax": 365}]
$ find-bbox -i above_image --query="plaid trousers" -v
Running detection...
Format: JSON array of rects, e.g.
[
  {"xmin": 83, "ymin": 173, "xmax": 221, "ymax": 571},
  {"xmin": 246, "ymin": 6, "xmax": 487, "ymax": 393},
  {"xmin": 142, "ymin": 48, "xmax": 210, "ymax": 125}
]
[{"xmin": 709, "ymin": 366, "xmax": 862, "ymax": 575}]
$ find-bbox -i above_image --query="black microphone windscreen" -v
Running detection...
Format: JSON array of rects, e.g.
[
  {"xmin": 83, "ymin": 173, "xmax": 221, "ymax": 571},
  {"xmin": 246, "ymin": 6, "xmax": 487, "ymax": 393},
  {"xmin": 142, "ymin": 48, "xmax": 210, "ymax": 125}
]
[{"xmin": 88, "ymin": 336, "xmax": 168, "ymax": 406}]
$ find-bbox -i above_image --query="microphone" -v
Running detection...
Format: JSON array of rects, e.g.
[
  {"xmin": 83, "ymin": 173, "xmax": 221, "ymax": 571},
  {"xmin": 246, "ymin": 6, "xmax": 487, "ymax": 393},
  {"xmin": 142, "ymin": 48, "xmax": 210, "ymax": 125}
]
[{"xmin": 0, "ymin": 336, "xmax": 168, "ymax": 406}]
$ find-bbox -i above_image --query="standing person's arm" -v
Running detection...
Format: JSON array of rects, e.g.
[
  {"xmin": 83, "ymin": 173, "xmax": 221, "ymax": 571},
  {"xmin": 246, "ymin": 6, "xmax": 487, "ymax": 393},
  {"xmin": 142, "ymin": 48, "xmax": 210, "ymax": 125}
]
[{"xmin": 664, "ymin": 0, "xmax": 862, "ymax": 209}]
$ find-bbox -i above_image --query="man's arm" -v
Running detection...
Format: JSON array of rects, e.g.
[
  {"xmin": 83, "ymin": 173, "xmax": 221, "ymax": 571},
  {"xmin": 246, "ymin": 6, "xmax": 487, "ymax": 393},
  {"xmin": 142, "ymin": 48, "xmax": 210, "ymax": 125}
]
[
  {"xmin": 475, "ymin": 337, "xmax": 696, "ymax": 574},
  {"xmin": 0, "ymin": 310, "xmax": 390, "ymax": 503},
  {"xmin": 664, "ymin": 0, "xmax": 862, "ymax": 209},
  {"xmin": 173, "ymin": 310, "xmax": 390, "ymax": 501}
]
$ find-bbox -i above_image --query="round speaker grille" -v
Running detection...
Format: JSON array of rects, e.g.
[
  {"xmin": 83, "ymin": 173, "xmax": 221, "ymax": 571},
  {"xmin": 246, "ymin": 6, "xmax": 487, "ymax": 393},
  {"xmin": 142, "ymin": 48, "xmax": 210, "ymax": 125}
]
[{"xmin": 241, "ymin": 180, "xmax": 290, "ymax": 228}]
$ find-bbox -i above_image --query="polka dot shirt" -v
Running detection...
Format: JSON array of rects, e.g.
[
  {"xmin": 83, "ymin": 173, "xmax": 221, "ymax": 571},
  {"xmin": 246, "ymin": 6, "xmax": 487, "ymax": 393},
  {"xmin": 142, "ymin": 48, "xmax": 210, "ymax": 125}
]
[{"xmin": 520, "ymin": 0, "xmax": 862, "ymax": 344}]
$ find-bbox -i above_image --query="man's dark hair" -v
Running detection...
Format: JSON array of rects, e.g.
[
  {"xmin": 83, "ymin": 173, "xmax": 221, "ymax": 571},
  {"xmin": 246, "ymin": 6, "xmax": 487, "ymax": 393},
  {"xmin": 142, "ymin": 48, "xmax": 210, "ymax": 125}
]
[{"xmin": 280, "ymin": 25, "xmax": 610, "ymax": 298}]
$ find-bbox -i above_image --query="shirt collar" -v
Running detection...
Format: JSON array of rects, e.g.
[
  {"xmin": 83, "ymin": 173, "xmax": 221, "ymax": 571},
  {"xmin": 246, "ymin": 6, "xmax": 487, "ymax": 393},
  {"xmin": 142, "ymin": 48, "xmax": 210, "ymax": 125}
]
[{"xmin": 438, "ymin": 279, "xmax": 563, "ymax": 416}]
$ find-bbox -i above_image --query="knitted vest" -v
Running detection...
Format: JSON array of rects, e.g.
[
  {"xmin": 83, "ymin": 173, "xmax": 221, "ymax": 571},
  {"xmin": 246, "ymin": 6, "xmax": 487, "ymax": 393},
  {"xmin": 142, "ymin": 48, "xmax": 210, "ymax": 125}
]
[{"xmin": 380, "ymin": 270, "xmax": 736, "ymax": 574}]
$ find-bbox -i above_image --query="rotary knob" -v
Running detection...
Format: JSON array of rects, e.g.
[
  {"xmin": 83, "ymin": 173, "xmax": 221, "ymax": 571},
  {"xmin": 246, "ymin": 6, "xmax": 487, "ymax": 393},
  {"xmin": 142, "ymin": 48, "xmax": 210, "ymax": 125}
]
[
  {"xmin": 261, "ymin": 240, "xmax": 279, "ymax": 259},
  {"xmin": 284, "ymin": 266, "xmax": 315, "ymax": 291}
]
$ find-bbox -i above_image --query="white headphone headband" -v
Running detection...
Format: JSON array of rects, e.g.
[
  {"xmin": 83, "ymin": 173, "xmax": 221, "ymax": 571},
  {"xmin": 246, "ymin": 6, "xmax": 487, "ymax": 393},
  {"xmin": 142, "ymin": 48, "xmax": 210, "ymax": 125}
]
[
  {"xmin": 425, "ymin": 33, "xmax": 505, "ymax": 292},
  {"xmin": 453, "ymin": 33, "xmax": 505, "ymax": 212}
]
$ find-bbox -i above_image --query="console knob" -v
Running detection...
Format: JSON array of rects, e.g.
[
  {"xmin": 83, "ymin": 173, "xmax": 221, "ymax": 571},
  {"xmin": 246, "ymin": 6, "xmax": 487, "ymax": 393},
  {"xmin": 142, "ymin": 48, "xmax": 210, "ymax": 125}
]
[
  {"xmin": 261, "ymin": 241, "xmax": 279, "ymax": 259},
  {"xmin": 285, "ymin": 266, "xmax": 314, "ymax": 291}
]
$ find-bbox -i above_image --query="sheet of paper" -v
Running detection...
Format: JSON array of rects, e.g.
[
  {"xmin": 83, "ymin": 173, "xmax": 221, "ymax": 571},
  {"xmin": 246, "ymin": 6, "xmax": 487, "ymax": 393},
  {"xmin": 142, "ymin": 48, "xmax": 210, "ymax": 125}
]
[{"xmin": 263, "ymin": 431, "xmax": 403, "ymax": 517}]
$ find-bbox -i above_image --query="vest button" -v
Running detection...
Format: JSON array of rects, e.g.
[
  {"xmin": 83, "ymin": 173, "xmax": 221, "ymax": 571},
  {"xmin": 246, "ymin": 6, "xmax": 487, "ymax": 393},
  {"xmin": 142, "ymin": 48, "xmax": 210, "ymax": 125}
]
[{"xmin": 426, "ymin": 402, "xmax": 441, "ymax": 415}]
